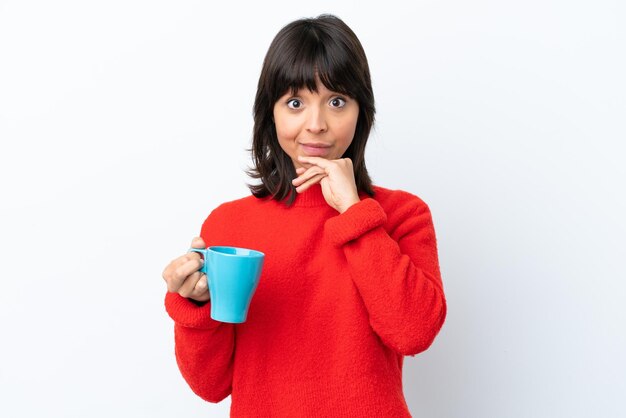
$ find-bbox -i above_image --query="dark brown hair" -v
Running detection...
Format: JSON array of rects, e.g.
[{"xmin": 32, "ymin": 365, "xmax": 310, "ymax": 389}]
[{"xmin": 247, "ymin": 14, "xmax": 376, "ymax": 205}]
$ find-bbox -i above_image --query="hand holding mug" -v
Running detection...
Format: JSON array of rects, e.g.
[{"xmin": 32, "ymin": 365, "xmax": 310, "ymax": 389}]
[
  {"xmin": 162, "ymin": 237, "xmax": 210, "ymax": 303},
  {"xmin": 188, "ymin": 245, "xmax": 264, "ymax": 323}
]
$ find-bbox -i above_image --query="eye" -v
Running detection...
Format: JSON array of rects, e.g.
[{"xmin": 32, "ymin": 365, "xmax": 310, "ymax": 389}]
[
  {"xmin": 330, "ymin": 97, "xmax": 347, "ymax": 108},
  {"xmin": 287, "ymin": 99, "xmax": 302, "ymax": 109}
]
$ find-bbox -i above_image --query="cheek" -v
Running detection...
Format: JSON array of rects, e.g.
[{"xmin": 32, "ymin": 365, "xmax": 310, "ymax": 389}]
[
  {"xmin": 338, "ymin": 113, "xmax": 359, "ymax": 143},
  {"xmin": 274, "ymin": 119, "xmax": 300, "ymax": 157},
  {"xmin": 341, "ymin": 120, "xmax": 357, "ymax": 137},
  {"xmin": 274, "ymin": 116, "xmax": 298, "ymax": 141}
]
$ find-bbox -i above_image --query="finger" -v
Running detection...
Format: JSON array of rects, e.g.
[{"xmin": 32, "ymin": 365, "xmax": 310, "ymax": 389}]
[
  {"xmin": 297, "ymin": 155, "xmax": 335, "ymax": 169},
  {"xmin": 295, "ymin": 173, "xmax": 327, "ymax": 193},
  {"xmin": 299, "ymin": 155, "xmax": 354, "ymax": 173},
  {"xmin": 164, "ymin": 256, "xmax": 204, "ymax": 292},
  {"xmin": 162, "ymin": 255, "xmax": 189, "ymax": 288},
  {"xmin": 177, "ymin": 256, "xmax": 204, "ymax": 279},
  {"xmin": 182, "ymin": 273, "xmax": 210, "ymax": 302},
  {"xmin": 292, "ymin": 166, "xmax": 325, "ymax": 186},
  {"xmin": 190, "ymin": 274, "xmax": 211, "ymax": 302},
  {"xmin": 178, "ymin": 271, "xmax": 203, "ymax": 298},
  {"xmin": 295, "ymin": 167, "xmax": 306, "ymax": 174},
  {"xmin": 292, "ymin": 165, "xmax": 326, "ymax": 185}
]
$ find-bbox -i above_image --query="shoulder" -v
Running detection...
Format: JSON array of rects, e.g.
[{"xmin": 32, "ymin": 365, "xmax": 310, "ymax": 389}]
[
  {"xmin": 371, "ymin": 185, "xmax": 431, "ymax": 217},
  {"xmin": 199, "ymin": 194, "xmax": 267, "ymax": 242},
  {"xmin": 369, "ymin": 186, "xmax": 437, "ymax": 238},
  {"xmin": 200, "ymin": 194, "xmax": 259, "ymax": 226},
  {"xmin": 212, "ymin": 194, "xmax": 258, "ymax": 213},
  {"xmin": 210, "ymin": 193, "xmax": 266, "ymax": 216}
]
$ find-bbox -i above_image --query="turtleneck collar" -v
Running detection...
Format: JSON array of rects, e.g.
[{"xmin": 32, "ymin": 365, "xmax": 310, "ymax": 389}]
[
  {"xmin": 257, "ymin": 183, "xmax": 373, "ymax": 208},
  {"xmin": 291, "ymin": 183, "xmax": 328, "ymax": 207}
]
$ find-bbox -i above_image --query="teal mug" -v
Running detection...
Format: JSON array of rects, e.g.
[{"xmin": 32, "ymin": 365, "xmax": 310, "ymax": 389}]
[{"xmin": 188, "ymin": 246, "xmax": 265, "ymax": 323}]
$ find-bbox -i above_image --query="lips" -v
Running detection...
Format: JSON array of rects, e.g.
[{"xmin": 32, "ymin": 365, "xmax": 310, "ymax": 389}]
[
  {"xmin": 300, "ymin": 142, "xmax": 331, "ymax": 148},
  {"xmin": 299, "ymin": 142, "xmax": 332, "ymax": 157}
]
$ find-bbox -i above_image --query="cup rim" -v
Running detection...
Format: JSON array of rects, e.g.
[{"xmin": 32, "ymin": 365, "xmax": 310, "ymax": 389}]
[{"xmin": 208, "ymin": 246, "xmax": 265, "ymax": 258}]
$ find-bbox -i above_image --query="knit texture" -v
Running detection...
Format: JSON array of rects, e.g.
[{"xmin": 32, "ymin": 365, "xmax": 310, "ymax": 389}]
[{"xmin": 165, "ymin": 184, "xmax": 446, "ymax": 417}]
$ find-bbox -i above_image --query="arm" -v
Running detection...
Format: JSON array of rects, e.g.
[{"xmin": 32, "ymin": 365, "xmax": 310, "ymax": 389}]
[
  {"xmin": 165, "ymin": 292, "xmax": 234, "ymax": 402},
  {"xmin": 324, "ymin": 196, "xmax": 446, "ymax": 356},
  {"xmin": 163, "ymin": 207, "xmax": 237, "ymax": 402}
]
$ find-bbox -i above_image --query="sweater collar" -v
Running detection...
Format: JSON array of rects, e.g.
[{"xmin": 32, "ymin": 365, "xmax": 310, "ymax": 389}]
[
  {"xmin": 260, "ymin": 183, "xmax": 372, "ymax": 208},
  {"xmin": 291, "ymin": 183, "xmax": 328, "ymax": 207}
]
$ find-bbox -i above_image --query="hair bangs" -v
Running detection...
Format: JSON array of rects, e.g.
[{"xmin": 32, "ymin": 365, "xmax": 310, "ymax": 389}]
[{"xmin": 274, "ymin": 28, "xmax": 356, "ymax": 101}]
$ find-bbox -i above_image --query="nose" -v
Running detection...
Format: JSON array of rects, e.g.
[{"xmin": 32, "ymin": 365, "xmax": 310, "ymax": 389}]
[{"xmin": 305, "ymin": 106, "xmax": 327, "ymax": 134}]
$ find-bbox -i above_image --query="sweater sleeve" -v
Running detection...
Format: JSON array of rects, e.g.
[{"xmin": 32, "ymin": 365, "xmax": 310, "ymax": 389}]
[
  {"xmin": 164, "ymin": 292, "xmax": 235, "ymax": 402},
  {"xmin": 164, "ymin": 205, "xmax": 237, "ymax": 403},
  {"xmin": 324, "ymin": 196, "xmax": 446, "ymax": 356}
]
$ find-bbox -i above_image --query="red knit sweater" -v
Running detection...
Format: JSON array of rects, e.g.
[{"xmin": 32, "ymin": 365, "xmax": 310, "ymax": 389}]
[{"xmin": 165, "ymin": 184, "xmax": 446, "ymax": 417}]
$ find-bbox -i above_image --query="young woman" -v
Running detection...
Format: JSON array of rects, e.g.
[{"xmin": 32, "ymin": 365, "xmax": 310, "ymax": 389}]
[{"xmin": 162, "ymin": 14, "xmax": 446, "ymax": 417}]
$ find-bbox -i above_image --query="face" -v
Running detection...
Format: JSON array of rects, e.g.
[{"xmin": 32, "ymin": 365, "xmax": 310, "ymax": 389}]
[{"xmin": 273, "ymin": 80, "xmax": 359, "ymax": 170}]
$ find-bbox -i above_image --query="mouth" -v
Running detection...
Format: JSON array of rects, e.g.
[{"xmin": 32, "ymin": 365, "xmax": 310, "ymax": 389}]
[
  {"xmin": 299, "ymin": 142, "xmax": 331, "ymax": 157},
  {"xmin": 299, "ymin": 142, "xmax": 332, "ymax": 157}
]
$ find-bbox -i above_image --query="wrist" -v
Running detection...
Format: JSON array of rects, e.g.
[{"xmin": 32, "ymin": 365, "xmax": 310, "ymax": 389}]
[{"xmin": 339, "ymin": 197, "xmax": 361, "ymax": 214}]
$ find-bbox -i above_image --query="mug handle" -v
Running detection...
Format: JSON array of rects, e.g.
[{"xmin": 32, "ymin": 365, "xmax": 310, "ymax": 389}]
[{"xmin": 188, "ymin": 248, "xmax": 208, "ymax": 274}]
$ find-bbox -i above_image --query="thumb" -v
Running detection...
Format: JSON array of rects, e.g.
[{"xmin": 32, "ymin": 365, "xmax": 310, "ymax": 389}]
[{"xmin": 190, "ymin": 236, "xmax": 206, "ymax": 249}]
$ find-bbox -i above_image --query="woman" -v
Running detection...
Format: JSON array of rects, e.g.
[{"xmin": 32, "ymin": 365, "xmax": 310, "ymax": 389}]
[{"xmin": 162, "ymin": 14, "xmax": 446, "ymax": 417}]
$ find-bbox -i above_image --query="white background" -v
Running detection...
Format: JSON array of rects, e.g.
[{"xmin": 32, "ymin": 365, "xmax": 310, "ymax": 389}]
[{"xmin": 1, "ymin": 1, "xmax": 624, "ymax": 417}]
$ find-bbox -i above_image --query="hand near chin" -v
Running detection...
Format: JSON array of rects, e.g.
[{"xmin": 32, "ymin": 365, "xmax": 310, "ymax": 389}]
[{"xmin": 292, "ymin": 155, "xmax": 360, "ymax": 213}]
